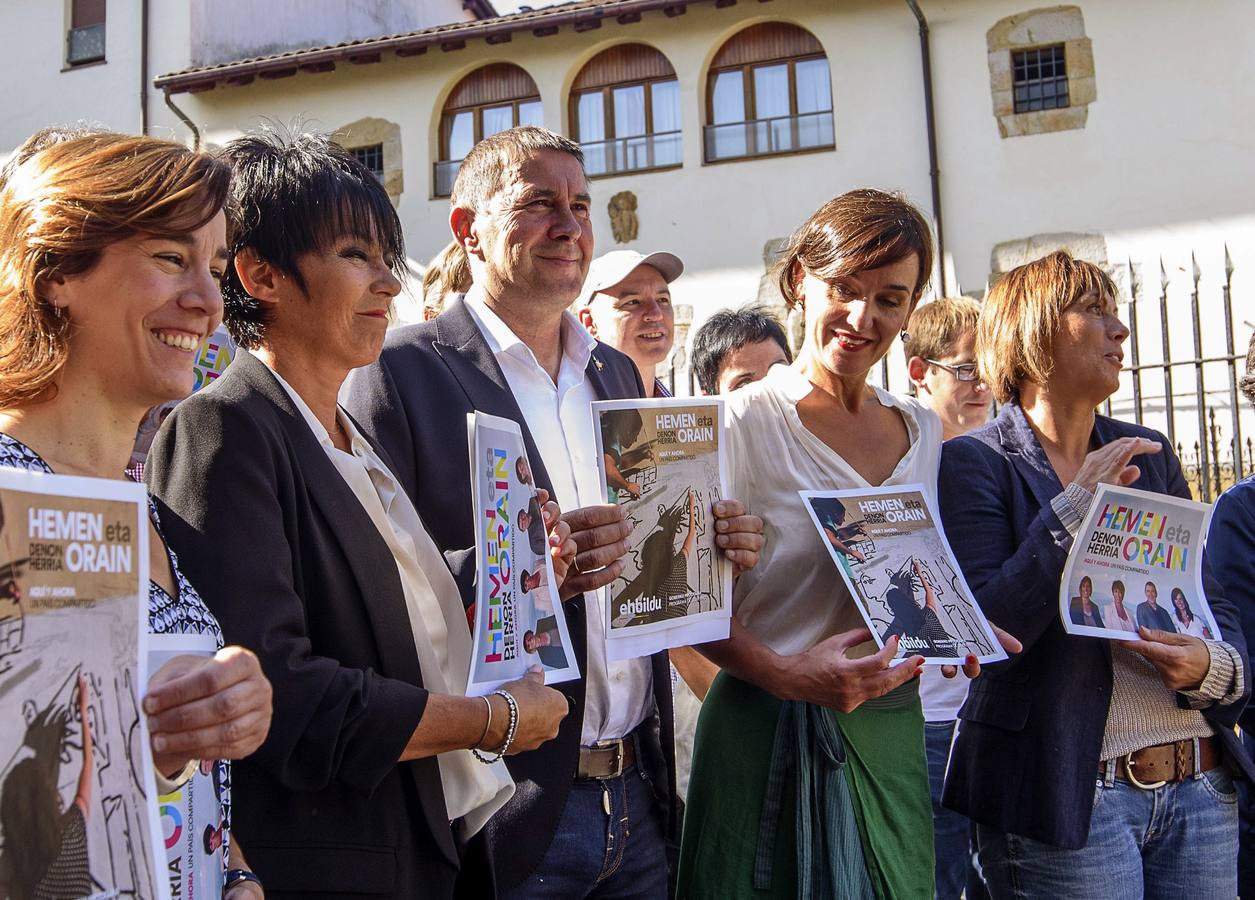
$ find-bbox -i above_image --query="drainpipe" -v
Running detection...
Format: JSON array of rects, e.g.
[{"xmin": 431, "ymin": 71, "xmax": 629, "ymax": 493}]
[
  {"xmin": 139, "ymin": 0, "xmax": 150, "ymax": 133},
  {"xmin": 164, "ymin": 89, "xmax": 201, "ymax": 150},
  {"xmin": 904, "ymin": 0, "xmax": 948, "ymax": 296}
]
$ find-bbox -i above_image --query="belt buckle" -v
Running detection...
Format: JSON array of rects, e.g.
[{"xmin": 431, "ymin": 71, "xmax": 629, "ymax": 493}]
[
  {"xmin": 1123, "ymin": 752, "xmax": 1167, "ymax": 790},
  {"xmin": 594, "ymin": 739, "xmax": 624, "ymax": 778}
]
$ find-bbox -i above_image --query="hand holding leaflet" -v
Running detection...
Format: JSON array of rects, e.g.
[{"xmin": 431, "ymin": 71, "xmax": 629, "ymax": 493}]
[
  {"xmin": 466, "ymin": 412, "xmax": 580, "ymax": 694},
  {"xmin": 1059, "ymin": 483, "xmax": 1220, "ymax": 645},
  {"xmin": 801, "ymin": 485, "xmax": 1007, "ymax": 666}
]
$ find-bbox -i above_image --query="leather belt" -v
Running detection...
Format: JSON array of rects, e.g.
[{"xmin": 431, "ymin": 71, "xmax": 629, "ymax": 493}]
[
  {"xmin": 1101, "ymin": 736, "xmax": 1221, "ymax": 788},
  {"xmin": 576, "ymin": 737, "xmax": 636, "ymax": 780}
]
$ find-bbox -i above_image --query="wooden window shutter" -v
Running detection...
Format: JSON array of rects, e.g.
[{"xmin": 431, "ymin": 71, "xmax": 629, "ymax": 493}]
[
  {"xmin": 711, "ymin": 22, "xmax": 823, "ymax": 69},
  {"xmin": 445, "ymin": 63, "xmax": 539, "ymax": 110},
  {"xmin": 572, "ymin": 44, "xmax": 676, "ymax": 92}
]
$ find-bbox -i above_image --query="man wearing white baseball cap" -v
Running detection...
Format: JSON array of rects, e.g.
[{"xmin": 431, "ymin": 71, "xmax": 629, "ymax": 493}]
[{"xmin": 577, "ymin": 250, "xmax": 683, "ymax": 397}]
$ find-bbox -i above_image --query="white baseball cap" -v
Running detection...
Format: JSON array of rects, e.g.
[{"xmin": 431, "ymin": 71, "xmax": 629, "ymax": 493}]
[{"xmin": 579, "ymin": 250, "xmax": 684, "ymax": 307}]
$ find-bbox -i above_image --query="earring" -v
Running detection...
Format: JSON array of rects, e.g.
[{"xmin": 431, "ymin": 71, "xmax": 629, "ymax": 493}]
[{"xmin": 900, "ymin": 330, "xmax": 911, "ymax": 343}]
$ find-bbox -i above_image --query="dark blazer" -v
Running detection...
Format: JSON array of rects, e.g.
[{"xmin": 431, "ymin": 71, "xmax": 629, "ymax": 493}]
[
  {"xmin": 1209, "ymin": 474, "xmax": 1255, "ymax": 731},
  {"xmin": 342, "ymin": 298, "xmax": 677, "ymax": 894},
  {"xmin": 147, "ymin": 351, "xmax": 461, "ymax": 899},
  {"xmin": 1068, "ymin": 599, "xmax": 1105, "ymax": 628},
  {"xmin": 939, "ymin": 401, "xmax": 1254, "ymax": 850}
]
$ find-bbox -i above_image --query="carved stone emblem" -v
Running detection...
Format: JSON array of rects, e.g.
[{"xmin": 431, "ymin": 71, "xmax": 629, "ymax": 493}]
[{"xmin": 608, "ymin": 191, "xmax": 639, "ymax": 244}]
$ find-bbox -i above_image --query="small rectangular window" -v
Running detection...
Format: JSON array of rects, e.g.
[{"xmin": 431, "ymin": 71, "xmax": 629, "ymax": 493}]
[
  {"xmin": 66, "ymin": 0, "xmax": 105, "ymax": 65},
  {"xmin": 350, "ymin": 144, "xmax": 384, "ymax": 181},
  {"xmin": 67, "ymin": 0, "xmax": 106, "ymax": 66},
  {"xmin": 1012, "ymin": 45, "xmax": 1069, "ymax": 114}
]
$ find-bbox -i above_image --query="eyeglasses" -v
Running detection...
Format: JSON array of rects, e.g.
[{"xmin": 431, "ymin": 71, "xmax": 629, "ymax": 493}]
[{"xmin": 925, "ymin": 360, "xmax": 980, "ymax": 382}]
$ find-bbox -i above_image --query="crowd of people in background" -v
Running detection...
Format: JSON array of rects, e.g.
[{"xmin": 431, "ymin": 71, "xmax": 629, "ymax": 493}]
[{"xmin": 1, "ymin": 119, "xmax": 1253, "ymax": 900}]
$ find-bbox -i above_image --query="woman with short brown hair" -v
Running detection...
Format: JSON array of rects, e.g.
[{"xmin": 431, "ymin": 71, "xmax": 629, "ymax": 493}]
[
  {"xmin": 0, "ymin": 130, "xmax": 272, "ymax": 898},
  {"xmin": 939, "ymin": 250, "xmax": 1249, "ymax": 899},
  {"xmin": 677, "ymin": 190, "xmax": 1014, "ymax": 899}
]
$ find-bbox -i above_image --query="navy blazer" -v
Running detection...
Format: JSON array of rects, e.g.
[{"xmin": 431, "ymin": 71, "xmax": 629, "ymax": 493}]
[
  {"xmin": 1209, "ymin": 474, "xmax": 1255, "ymax": 732},
  {"xmin": 342, "ymin": 298, "xmax": 676, "ymax": 894},
  {"xmin": 939, "ymin": 401, "xmax": 1253, "ymax": 849}
]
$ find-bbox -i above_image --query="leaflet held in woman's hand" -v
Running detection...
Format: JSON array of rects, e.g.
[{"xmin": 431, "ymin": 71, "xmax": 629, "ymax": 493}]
[
  {"xmin": 1059, "ymin": 483, "xmax": 1220, "ymax": 641},
  {"xmin": 593, "ymin": 397, "xmax": 732, "ymax": 660},
  {"xmin": 467, "ymin": 412, "xmax": 579, "ymax": 694},
  {"xmin": 800, "ymin": 485, "xmax": 1006, "ymax": 664},
  {"xmin": 0, "ymin": 468, "xmax": 170, "ymax": 900}
]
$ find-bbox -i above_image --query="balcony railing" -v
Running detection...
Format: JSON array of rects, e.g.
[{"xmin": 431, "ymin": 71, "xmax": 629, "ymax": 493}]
[
  {"xmin": 581, "ymin": 131, "xmax": 682, "ymax": 177},
  {"xmin": 703, "ymin": 111, "xmax": 834, "ymax": 163},
  {"xmin": 434, "ymin": 159, "xmax": 462, "ymax": 198},
  {"xmin": 66, "ymin": 23, "xmax": 106, "ymax": 66}
]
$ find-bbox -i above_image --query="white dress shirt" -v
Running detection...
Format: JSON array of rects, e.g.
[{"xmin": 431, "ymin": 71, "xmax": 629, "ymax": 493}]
[
  {"xmin": 257, "ymin": 354, "xmax": 512, "ymax": 837},
  {"xmin": 726, "ymin": 363, "xmax": 943, "ymax": 656},
  {"xmin": 463, "ymin": 288, "xmax": 654, "ymax": 745}
]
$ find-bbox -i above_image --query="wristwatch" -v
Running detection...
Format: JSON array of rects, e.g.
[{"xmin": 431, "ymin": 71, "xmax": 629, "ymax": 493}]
[{"xmin": 225, "ymin": 869, "xmax": 263, "ymax": 893}]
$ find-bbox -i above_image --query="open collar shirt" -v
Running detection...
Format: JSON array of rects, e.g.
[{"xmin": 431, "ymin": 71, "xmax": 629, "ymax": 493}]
[{"xmin": 463, "ymin": 287, "xmax": 653, "ymax": 746}]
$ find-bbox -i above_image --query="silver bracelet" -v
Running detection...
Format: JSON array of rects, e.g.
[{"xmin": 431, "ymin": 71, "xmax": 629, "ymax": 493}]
[{"xmin": 472, "ymin": 689, "xmax": 518, "ymax": 764}]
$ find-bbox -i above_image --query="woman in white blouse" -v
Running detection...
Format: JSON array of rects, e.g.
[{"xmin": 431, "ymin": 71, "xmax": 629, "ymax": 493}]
[{"xmin": 676, "ymin": 190, "xmax": 1011, "ymax": 899}]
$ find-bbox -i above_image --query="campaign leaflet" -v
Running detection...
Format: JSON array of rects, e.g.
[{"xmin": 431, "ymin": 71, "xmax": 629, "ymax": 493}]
[
  {"xmin": 800, "ymin": 485, "xmax": 1006, "ymax": 665},
  {"xmin": 0, "ymin": 468, "xmax": 169, "ymax": 900},
  {"xmin": 150, "ymin": 633, "xmax": 225, "ymax": 900},
  {"xmin": 1060, "ymin": 484, "xmax": 1219, "ymax": 641},
  {"xmin": 466, "ymin": 412, "xmax": 579, "ymax": 695},
  {"xmin": 592, "ymin": 398, "xmax": 732, "ymax": 661}
]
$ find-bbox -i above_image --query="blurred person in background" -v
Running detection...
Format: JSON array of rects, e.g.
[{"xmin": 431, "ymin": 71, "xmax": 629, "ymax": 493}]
[
  {"xmin": 577, "ymin": 249, "xmax": 683, "ymax": 397},
  {"xmin": 420, "ymin": 239, "xmax": 470, "ymax": 321},
  {"xmin": 690, "ymin": 306, "xmax": 792, "ymax": 397}
]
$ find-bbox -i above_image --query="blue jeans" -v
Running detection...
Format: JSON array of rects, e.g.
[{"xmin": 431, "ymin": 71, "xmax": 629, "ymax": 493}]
[
  {"xmin": 975, "ymin": 766, "xmax": 1238, "ymax": 899},
  {"xmin": 501, "ymin": 764, "xmax": 669, "ymax": 900},
  {"xmin": 924, "ymin": 721, "xmax": 975, "ymax": 900}
]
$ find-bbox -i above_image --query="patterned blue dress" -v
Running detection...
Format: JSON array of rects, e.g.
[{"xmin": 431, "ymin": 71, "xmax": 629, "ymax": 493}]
[{"xmin": 0, "ymin": 432, "xmax": 232, "ymax": 863}]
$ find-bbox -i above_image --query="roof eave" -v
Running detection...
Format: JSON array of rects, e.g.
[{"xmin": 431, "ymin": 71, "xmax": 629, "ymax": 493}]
[{"xmin": 155, "ymin": 0, "xmax": 731, "ymax": 95}]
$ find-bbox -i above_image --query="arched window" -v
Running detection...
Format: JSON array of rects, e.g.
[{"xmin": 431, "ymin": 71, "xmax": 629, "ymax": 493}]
[
  {"xmin": 570, "ymin": 44, "xmax": 681, "ymax": 177},
  {"xmin": 435, "ymin": 63, "xmax": 542, "ymax": 197},
  {"xmin": 705, "ymin": 23, "xmax": 834, "ymax": 163}
]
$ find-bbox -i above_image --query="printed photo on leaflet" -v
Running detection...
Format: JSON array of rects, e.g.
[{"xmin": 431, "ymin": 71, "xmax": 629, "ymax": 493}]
[
  {"xmin": 1060, "ymin": 483, "xmax": 1220, "ymax": 641},
  {"xmin": 593, "ymin": 397, "xmax": 732, "ymax": 660},
  {"xmin": 466, "ymin": 412, "xmax": 579, "ymax": 695},
  {"xmin": 801, "ymin": 485, "xmax": 1006, "ymax": 665}
]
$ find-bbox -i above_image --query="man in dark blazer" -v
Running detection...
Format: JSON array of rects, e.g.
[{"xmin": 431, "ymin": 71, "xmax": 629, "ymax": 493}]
[
  {"xmin": 344, "ymin": 126, "xmax": 763, "ymax": 898},
  {"xmin": 147, "ymin": 132, "xmax": 569, "ymax": 899}
]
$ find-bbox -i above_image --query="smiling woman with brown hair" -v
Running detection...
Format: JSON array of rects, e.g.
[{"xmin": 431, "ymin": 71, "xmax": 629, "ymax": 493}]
[
  {"xmin": 0, "ymin": 129, "xmax": 273, "ymax": 899},
  {"xmin": 677, "ymin": 190, "xmax": 1017, "ymax": 900}
]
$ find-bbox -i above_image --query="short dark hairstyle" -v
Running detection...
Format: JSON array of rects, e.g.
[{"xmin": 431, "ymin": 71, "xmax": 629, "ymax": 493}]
[
  {"xmin": 219, "ymin": 129, "xmax": 405, "ymax": 349},
  {"xmin": 1112, "ymin": 579, "xmax": 1125, "ymax": 595},
  {"xmin": 690, "ymin": 306, "xmax": 792, "ymax": 394}
]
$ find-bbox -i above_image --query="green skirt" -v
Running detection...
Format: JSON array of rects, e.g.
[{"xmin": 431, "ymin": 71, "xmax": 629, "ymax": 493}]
[{"xmin": 675, "ymin": 672, "xmax": 934, "ymax": 899}]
